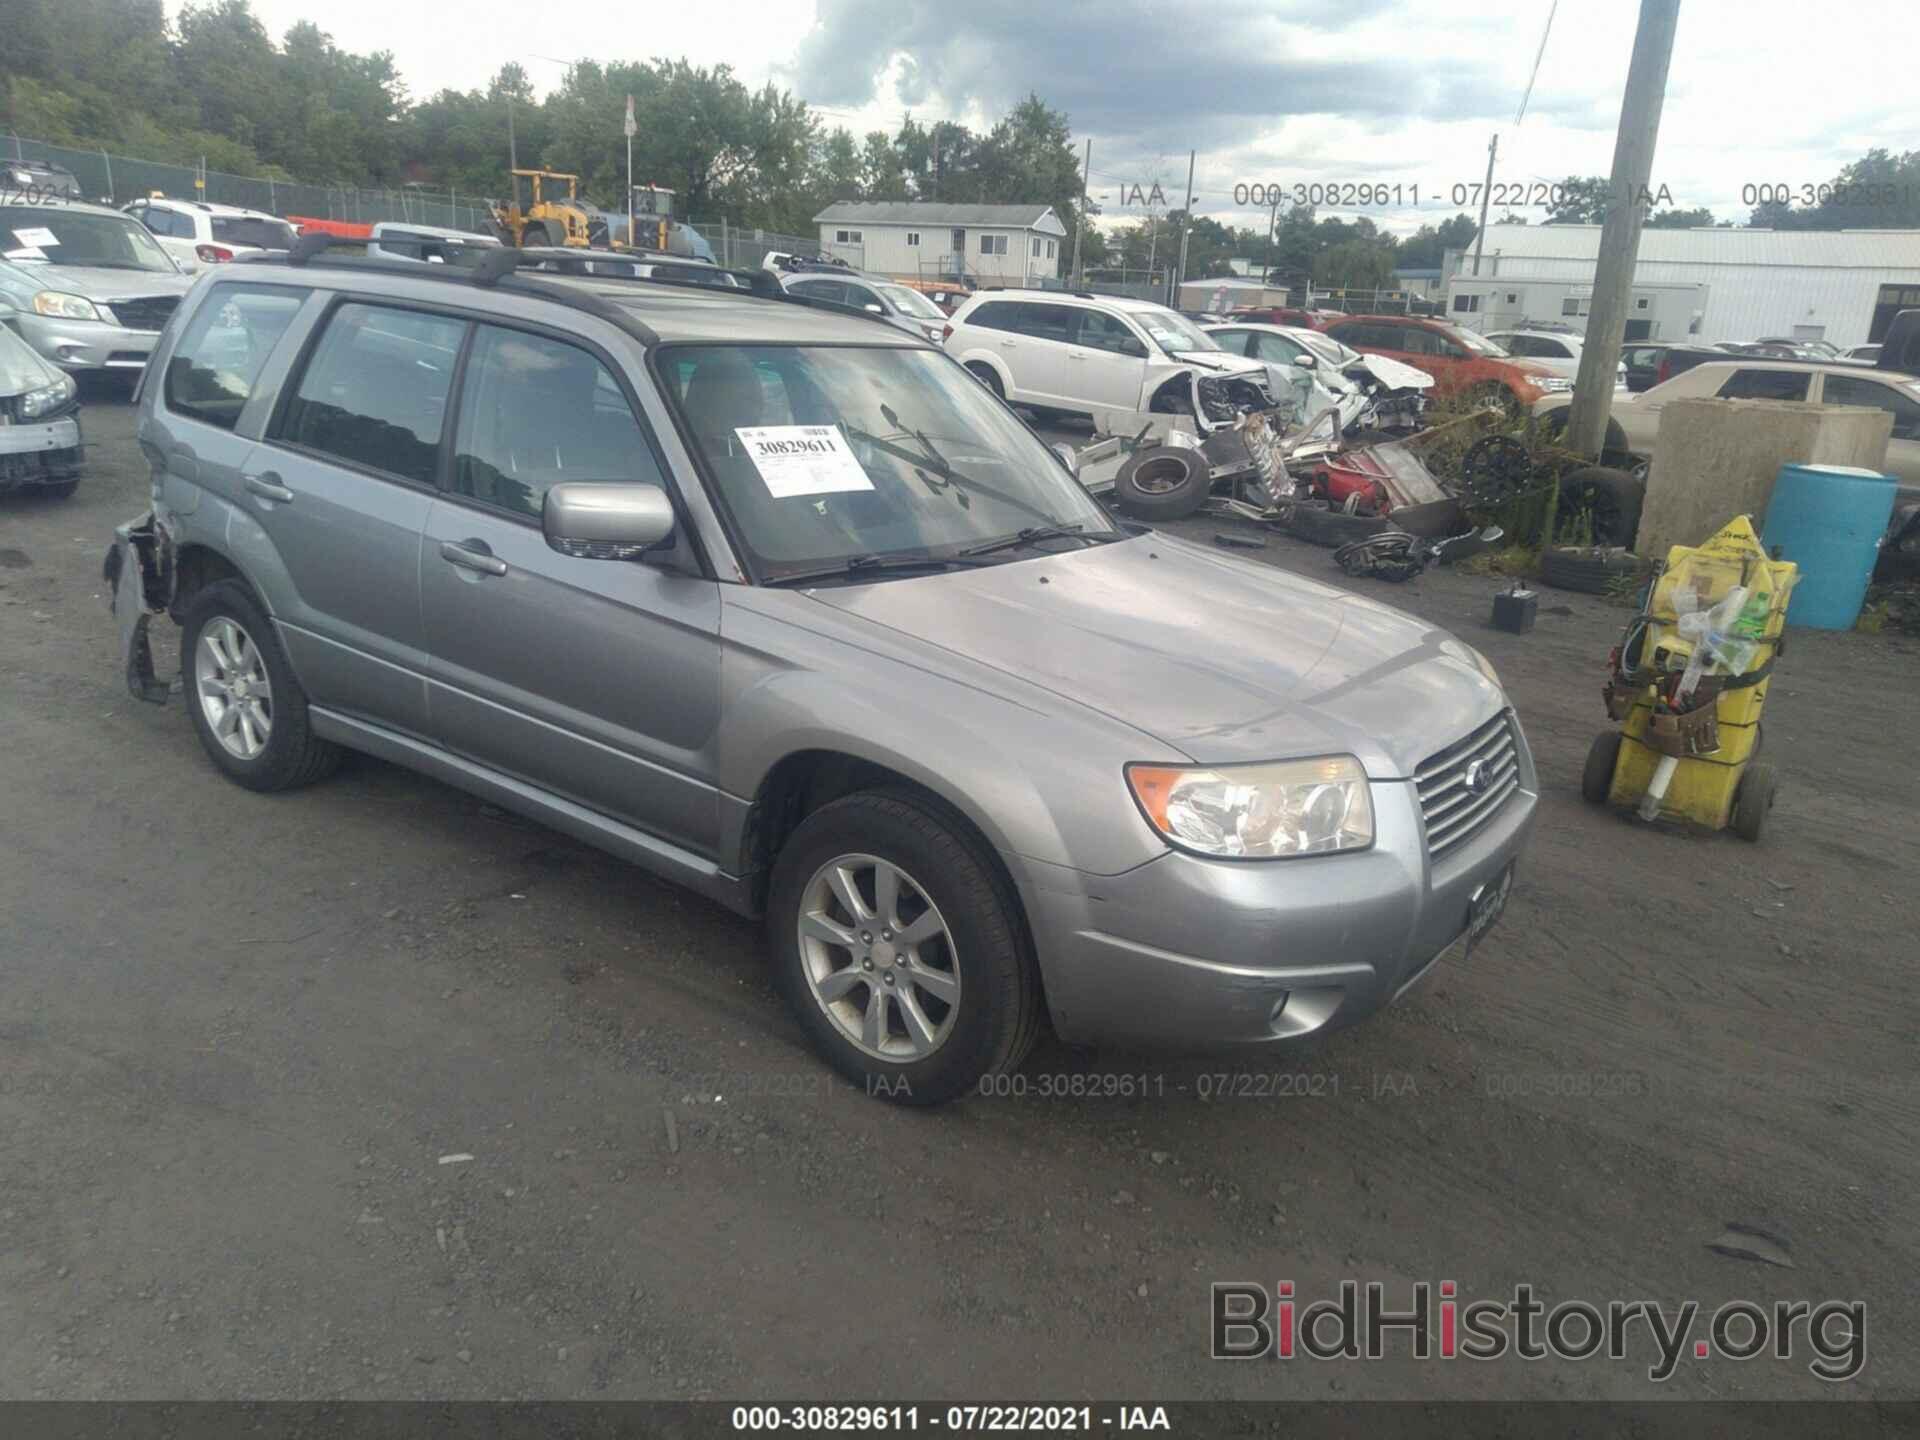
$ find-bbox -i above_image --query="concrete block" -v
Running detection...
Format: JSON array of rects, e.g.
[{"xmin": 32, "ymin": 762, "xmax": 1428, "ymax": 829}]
[{"xmin": 1638, "ymin": 399, "xmax": 1892, "ymax": 561}]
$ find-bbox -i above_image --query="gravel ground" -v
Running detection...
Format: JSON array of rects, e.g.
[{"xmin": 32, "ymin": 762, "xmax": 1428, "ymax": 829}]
[{"xmin": 1, "ymin": 386, "xmax": 1915, "ymax": 1403}]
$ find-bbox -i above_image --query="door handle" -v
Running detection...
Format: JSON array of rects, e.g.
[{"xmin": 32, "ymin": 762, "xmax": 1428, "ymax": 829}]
[
  {"xmin": 440, "ymin": 540, "xmax": 508, "ymax": 577},
  {"xmin": 1067, "ymin": 350, "xmax": 1086, "ymax": 360},
  {"xmin": 999, "ymin": 339, "xmax": 1018, "ymax": 348},
  {"xmin": 243, "ymin": 472, "xmax": 293, "ymax": 503}
]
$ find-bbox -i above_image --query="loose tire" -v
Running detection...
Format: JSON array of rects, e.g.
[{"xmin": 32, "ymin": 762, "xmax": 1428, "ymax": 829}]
[
  {"xmin": 1539, "ymin": 545, "xmax": 1647, "ymax": 595},
  {"xmin": 180, "ymin": 580, "xmax": 341, "ymax": 792},
  {"xmin": 1732, "ymin": 762, "xmax": 1777, "ymax": 843},
  {"xmin": 1112, "ymin": 448, "xmax": 1212, "ymax": 520},
  {"xmin": 1534, "ymin": 408, "xmax": 1630, "ymax": 456},
  {"xmin": 36, "ymin": 478, "xmax": 80, "ymax": 500},
  {"xmin": 965, "ymin": 362, "xmax": 1004, "ymax": 399},
  {"xmin": 766, "ymin": 790, "xmax": 1042, "ymax": 1106},
  {"xmin": 1582, "ymin": 730, "xmax": 1622, "ymax": 804},
  {"xmin": 1558, "ymin": 465, "xmax": 1645, "ymax": 548},
  {"xmin": 1286, "ymin": 502, "xmax": 1405, "ymax": 549}
]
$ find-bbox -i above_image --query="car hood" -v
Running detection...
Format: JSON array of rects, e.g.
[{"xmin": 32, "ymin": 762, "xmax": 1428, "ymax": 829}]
[
  {"xmin": 1168, "ymin": 349, "xmax": 1266, "ymax": 377},
  {"xmin": 5, "ymin": 262, "xmax": 191, "ymax": 300},
  {"xmin": 808, "ymin": 534, "xmax": 1504, "ymax": 777},
  {"xmin": 0, "ymin": 320, "xmax": 63, "ymax": 394}
]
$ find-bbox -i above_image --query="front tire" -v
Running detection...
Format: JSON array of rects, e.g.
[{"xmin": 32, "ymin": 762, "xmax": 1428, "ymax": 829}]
[
  {"xmin": 181, "ymin": 580, "xmax": 341, "ymax": 792},
  {"xmin": 766, "ymin": 790, "xmax": 1041, "ymax": 1106}
]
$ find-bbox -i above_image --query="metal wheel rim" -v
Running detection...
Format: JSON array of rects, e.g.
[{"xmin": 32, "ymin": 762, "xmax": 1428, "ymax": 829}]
[
  {"xmin": 195, "ymin": 617, "xmax": 273, "ymax": 760},
  {"xmin": 1131, "ymin": 454, "xmax": 1192, "ymax": 495},
  {"xmin": 797, "ymin": 852, "xmax": 961, "ymax": 1062}
]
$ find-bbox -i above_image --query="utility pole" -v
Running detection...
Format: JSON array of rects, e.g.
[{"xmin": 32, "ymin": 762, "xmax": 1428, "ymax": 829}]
[
  {"xmin": 1561, "ymin": 0, "xmax": 1682, "ymax": 464},
  {"xmin": 1471, "ymin": 133, "xmax": 1497, "ymax": 275},
  {"xmin": 1069, "ymin": 137, "xmax": 1091, "ymax": 287},
  {"xmin": 1171, "ymin": 149, "xmax": 1195, "ymax": 308},
  {"xmin": 507, "ymin": 99, "xmax": 518, "ymax": 172}
]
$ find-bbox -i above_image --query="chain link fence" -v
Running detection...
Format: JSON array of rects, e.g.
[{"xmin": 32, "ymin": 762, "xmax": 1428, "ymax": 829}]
[
  {"xmin": 685, "ymin": 218, "xmax": 845, "ymax": 271},
  {"xmin": 6, "ymin": 135, "xmax": 495, "ymax": 233}
]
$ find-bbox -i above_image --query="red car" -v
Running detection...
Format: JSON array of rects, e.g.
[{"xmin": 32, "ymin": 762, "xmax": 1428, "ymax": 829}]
[
  {"xmin": 1323, "ymin": 315, "xmax": 1568, "ymax": 409},
  {"xmin": 1228, "ymin": 306, "xmax": 1344, "ymax": 330}
]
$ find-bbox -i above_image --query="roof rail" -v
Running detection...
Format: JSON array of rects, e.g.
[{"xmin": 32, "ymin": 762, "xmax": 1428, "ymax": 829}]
[{"xmin": 226, "ymin": 247, "xmax": 912, "ymax": 344}]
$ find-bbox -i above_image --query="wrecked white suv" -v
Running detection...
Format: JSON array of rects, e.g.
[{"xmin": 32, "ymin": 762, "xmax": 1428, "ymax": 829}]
[{"xmin": 944, "ymin": 291, "xmax": 1271, "ymax": 428}]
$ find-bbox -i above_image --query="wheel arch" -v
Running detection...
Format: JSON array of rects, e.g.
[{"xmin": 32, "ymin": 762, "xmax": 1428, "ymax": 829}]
[{"xmin": 739, "ymin": 746, "xmax": 1031, "ymax": 920}]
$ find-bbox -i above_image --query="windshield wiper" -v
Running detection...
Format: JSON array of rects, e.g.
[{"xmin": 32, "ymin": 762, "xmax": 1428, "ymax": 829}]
[
  {"xmin": 958, "ymin": 523, "xmax": 1109, "ymax": 558},
  {"xmin": 762, "ymin": 552, "xmax": 995, "ymax": 587}
]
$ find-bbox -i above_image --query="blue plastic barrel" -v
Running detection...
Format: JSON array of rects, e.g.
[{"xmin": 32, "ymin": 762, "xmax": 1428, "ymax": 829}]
[{"xmin": 1761, "ymin": 463, "xmax": 1897, "ymax": 629}]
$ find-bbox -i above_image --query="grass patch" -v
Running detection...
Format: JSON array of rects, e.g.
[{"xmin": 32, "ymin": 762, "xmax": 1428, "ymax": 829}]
[{"xmin": 1458, "ymin": 544, "xmax": 1540, "ymax": 578}]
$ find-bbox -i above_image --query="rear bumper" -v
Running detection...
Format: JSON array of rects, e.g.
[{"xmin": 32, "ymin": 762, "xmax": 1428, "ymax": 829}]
[{"xmin": 1017, "ymin": 733, "xmax": 1538, "ymax": 1050}]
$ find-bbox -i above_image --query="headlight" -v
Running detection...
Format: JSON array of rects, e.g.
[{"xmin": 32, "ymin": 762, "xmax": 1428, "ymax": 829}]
[
  {"xmin": 18, "ymin": 373, "xmax": 75, "ymax": 418},
  {"xmin": 32, "ymin": 291, "xmax": 105, "ymax": 322},
  {"xmin": 1126, "ymin": 756, "xmax": 1374, "ymax": 858},
  {"xmin": 1534, "ymin": 375, "xmax": 1573, "ymax": 392}
]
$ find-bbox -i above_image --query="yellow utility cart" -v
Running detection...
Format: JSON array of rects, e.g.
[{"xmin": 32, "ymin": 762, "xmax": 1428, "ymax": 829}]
[{"xmin": 1581, "ymin": 515, "xmax": 1798, "ymax": 841}]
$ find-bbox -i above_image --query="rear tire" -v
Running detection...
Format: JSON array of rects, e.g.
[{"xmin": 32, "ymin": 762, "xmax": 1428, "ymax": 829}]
[
  {"xmin": 180, "ymin": 580, "xmax": 341, "ymax": 793},
  {"xmin": 1112, "ymin": 448, "xmax": 1212, "ymax": 520},
  {"xmin": 766, "ymin": 790, "xmax": 1042, "ymax": 1106},
  {"xmin": 37, "ymin": 478, "xmax": 80, "ymax": 500},
  {"xmin": 965, "ymin": 362, "xmax": 1005, "ymax": 399},
  {"xmin": 1583, "ymin": 730, "xmax": 1622, "ymax": 804}
]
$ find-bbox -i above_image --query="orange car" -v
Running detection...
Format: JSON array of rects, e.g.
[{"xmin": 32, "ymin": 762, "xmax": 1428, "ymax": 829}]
[{"xmin": 1323, "ymin": 315, "xmax": 1571, "ymax": 409}]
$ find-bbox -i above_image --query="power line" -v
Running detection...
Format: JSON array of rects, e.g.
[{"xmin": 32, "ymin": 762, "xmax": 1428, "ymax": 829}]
[{"xmin": 1515, "ymin": 0, "xmax": 1558, "ymax": 125}]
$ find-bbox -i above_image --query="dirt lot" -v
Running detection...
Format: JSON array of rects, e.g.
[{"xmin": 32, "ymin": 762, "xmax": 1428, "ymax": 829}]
[{"xmin": 1, "ymin": 386, "xmax": 1916, "ymax": 1404}]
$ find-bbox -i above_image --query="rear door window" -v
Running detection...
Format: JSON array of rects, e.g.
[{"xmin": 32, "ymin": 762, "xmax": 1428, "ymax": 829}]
[
  {"xmin": 789, "ymin": 278, "xmax": 852, "ymax": 306},
  {"xmin": 963, "ymin": 301, "xmax": 1019, "ymax": 333},
  {"xmin": 163, "ymin": 285, "xmax": 305, "ymax": 431},
  {"xmin": 276, "ymin": 302, "xmax": 466, "ymax": 485},
  {"xmin": 1007, "ymin": 303, "xmax": 1075, "ymax": 344},
  {"xmin": 1717, "ymin": 368, "xmax": 1810, "ymax": 401}
]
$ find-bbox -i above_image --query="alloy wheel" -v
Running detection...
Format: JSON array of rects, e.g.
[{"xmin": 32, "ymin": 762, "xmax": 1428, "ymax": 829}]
[
  {"xmin": 195, "ymin": 616, "xmax": 274, "ymax": 760},
  {"xmin": 797, "ymin": 853, "xmax": 961, "ymax": 1061}
]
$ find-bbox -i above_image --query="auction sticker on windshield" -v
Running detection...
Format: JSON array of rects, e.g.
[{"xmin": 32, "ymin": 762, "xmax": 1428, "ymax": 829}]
[
  {"xmin": 736, "ymin": 425, "xmax": 874, "ymax": 498},
  {"xmin": 10, "ymin": 227, "xmax": 59, "ymax": 247}
]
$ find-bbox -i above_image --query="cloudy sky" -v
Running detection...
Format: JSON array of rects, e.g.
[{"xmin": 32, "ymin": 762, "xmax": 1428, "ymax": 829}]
[{"xmin": 219, "ymin": 0, "xmax": 1910, "ymax": 236}]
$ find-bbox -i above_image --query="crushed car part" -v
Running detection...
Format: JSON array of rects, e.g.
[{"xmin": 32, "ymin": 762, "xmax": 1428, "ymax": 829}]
[
  {"xmin": 1334, "ymin": 525, "xmax": 1506, "ymax": 583},
  {"xmin": 1286, "ymin": 503, "xmax": 1406, "ymax": 549}
]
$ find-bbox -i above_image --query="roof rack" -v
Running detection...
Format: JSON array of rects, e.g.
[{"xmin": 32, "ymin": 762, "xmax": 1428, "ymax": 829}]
[{"xmin": 231, "ymin": 243, "xmax": 909, "ymax": 345}]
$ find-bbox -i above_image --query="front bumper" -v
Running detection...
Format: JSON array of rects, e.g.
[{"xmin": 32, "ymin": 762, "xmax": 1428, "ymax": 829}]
[
  {"xmin": 0, "ymin": 413, "xmax": 82, "ymax": 491},
  {"xmin": 1018, "ymin": 745, "xmax": 1539, "ymax": 1050},
  {"xmin": 12, "ymin": 313, "xmax": 161, "ymax": 372}
]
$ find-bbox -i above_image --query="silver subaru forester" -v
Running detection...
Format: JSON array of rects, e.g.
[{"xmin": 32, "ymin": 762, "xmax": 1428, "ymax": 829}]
[{"xmin": 106, "ymin": 247, "xmax": 1536, "ymax": 1104}]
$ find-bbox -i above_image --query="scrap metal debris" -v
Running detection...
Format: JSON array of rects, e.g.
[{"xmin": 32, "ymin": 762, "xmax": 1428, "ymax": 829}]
[{"xmin": 1708, "ymin": 1222, "xmax": 1794, "ymax": 1268}]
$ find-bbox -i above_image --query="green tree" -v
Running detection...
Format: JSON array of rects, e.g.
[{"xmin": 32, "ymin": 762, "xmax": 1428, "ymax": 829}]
[
  {"xmin": 1646, "ymin": 206, "xmax": 1717, "ymax": 228},
  {"xmin": 1544, "ymin": 176, "xmax": 1613, "ymax": 224}
]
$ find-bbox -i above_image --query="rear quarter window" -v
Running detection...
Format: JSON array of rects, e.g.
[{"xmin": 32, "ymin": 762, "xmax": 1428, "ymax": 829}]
[{"xmin": 163, "ymin": 285, "xmax": 305, "ymax": 431}]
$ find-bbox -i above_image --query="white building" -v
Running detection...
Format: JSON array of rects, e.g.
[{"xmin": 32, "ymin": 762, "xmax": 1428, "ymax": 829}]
[
  {"xmin": 813, "ymin": 203, "xmax": 1068, "ymax": 285},
  {"xmin": 1444, "ymin": 225, "xmax": 1920, "ymax": 348}
]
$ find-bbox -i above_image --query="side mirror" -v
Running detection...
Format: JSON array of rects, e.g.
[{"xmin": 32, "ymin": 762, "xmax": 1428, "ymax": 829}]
[
  {"xmin": 544, "ymin": 482, "xmax": 675, "ymax": 558},
  {"xmin": 1049, "ymin": 442, "xmax": 1079, "ymax": 477},
  {"xmin": 863, "ymin": 302, "xmax": 885, "ymax": 315},
  {"xmin": 1119, "ymin": 337, "xmax": 1148, "ymax": 358},
  {"xmin": 1293, "ymin": 351, "xmax": 1316, "ymax": 368}
]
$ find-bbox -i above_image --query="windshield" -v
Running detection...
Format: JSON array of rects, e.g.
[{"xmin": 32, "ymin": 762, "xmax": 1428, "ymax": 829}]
[
  {"xmin": 1, "ymin": 207, "xmax": 178, "ymax": 272},
  {"xmin": 1294, "ymin": 329, "xmax": 1360, "ymax": 367},
  {"xmin": 1445, "ymin": 324, "xmax": 1506, "ymax": 356},
  {"xmin": 659, "ymin": 344, "xmax": 1121, "ymax": 579},
  {"xmin": 1132, "ymin": 307, "xmax": 1220, "ymax": 354},
  {"xmin": 211, "ymin": 216, "xmax": 295, "ymax": 250},
  {"xmin": 878, "ymin": 283, "xmax": 945, "ymax": 320}
]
